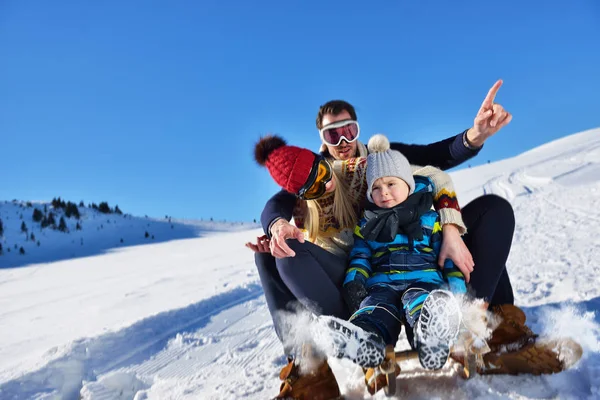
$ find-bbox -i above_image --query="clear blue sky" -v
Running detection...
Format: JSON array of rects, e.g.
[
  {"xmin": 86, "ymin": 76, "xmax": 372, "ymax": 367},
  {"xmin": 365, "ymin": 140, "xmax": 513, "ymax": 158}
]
[{"xmin": 1, "ymin": 1, "xmax": 599, "ymax": 223}]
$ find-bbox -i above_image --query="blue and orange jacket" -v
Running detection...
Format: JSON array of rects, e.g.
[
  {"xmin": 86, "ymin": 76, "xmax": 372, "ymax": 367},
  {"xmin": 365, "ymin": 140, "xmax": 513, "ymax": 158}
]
[{"xmin": 344, "ymin": 177, "xmax": 466, "ymax": 294}]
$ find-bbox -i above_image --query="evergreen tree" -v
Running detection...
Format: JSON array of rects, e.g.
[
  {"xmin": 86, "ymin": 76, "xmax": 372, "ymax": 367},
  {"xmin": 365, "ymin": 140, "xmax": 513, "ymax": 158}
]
[
  {"xmin": 114, "ymin": 205, "xmax": 123, "ymax": 215},
  {"xmin": 47, "ymin": 212, "xmax": 56, "ymax": 227},
  {"xmin": 65, "ymin": 202, "xmax": 80, "ymax": 219},
  {"xmin": 98, "ymin": 202, "xmax": 111, "ymax": 214},
  {"xmin": 21, "ymin": 221, "xmax": 27, "ymax": 233},
  {"xmin": 19, "ymin": 246, "xmax": 25, "ymax": 255},
  {"xmin": 30, "ymin": 233, "xmax": 35, "ymax": 241},
  {"xmin": 0, "ymin": 243, "xmax": 3, "ymax": 255},
  {"xmin": 76, "ymin": 222, "xmax": 82, "ymax": 230},
  {"xmin": 32, "ymin": 208, "xmax": 44, "ymax": 222},
  {"xmin": 58, "ymin": 217, "xmax": 68, "ymax": 232},
  {"xmin": 0, "ymin": 218, "xmax": 3, "ymax": 237},
  {"xmin": 51, "ymin": 197, "xmax": 64, "ymax": 209},
  {"xmin": 145, "ymin": 231, "xmax": 149, "ymax": 238},
  {"xmin": 79, "ymin": 201, "xmax": 85, "ymax": 207}
]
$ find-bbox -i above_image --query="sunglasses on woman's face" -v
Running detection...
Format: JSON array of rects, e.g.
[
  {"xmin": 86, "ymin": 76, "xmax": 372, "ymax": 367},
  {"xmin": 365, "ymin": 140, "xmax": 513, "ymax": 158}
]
[
  {"xmin": 319, "ymin": 119, "xmax": 360, "ymax": 147},
  {"xmin": 297, "ymin": 157, "xmax": 333, "ymax": 200}
]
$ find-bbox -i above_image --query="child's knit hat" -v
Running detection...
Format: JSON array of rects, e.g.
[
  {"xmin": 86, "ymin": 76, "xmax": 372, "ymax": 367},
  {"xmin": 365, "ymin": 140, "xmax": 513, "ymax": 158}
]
[
  {"xmin": 254, "ymin": 135, "xmax": 317, "ymax": 194},
  {"xmin": 366, "ymin": 134, "xmax": 415, "ymax": 201}
]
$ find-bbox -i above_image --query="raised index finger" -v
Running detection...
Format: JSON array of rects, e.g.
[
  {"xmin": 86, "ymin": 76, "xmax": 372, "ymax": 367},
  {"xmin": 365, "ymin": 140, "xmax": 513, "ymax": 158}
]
[{"xmin": 479, "ymin": 79, "xmax": 503, "ymax": 111}]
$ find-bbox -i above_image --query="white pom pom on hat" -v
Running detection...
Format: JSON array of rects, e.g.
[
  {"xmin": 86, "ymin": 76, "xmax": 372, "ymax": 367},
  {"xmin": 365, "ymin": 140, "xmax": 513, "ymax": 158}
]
[{"xmin": 367, "ymin": 134, "xmax": 391, "ymax": 153}]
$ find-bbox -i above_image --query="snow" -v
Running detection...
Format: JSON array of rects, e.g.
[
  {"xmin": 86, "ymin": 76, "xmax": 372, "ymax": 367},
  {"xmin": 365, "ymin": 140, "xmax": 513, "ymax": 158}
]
[{"xmin": 1, "ymin": 127, "xmax": 599, "ymax": 399}]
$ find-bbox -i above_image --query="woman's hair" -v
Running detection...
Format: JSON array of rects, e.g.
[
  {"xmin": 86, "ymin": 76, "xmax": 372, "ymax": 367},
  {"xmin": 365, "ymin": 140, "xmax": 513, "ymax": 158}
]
[{"xmin": 303, "ymin": 167, "xmax": 358, "ymax": 242}]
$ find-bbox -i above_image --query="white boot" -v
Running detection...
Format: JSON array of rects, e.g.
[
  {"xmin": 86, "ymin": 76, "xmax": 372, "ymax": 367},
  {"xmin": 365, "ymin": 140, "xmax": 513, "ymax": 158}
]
[
  {"xmin": 414, "ymin": 290, "xmax": 462, "ymax": 370},
  {"xmin": 312, "ymin": 315, "xmax": 386, "ymax": 368}
]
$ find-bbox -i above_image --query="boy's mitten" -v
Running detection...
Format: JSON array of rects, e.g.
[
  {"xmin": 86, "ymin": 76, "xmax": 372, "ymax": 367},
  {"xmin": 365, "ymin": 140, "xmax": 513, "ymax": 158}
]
[{"xmin": 343, "ymin": 281, "xmax": 368, "ymax": 314}]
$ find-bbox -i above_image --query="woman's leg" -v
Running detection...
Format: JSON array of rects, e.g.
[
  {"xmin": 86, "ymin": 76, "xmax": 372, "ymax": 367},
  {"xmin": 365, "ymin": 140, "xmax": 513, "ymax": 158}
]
[
  {"xmin": 461, "ymin": 194, "xmax": 516, "ymax": 306},
  {"xmin": 255, "ymin": 252, "xmax": 305, "ymax": 354},
  {"xmin": 277, "ymin": 239, "xmax": 350, "ymax": 319}
]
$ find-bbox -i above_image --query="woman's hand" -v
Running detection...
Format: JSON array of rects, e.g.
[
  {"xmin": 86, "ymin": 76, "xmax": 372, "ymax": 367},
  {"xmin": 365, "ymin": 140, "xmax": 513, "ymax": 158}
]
[
  {"xmin": 268, "ymin": 219, "xmax": 305, "ymax": 258},
  {"xmin": 438, "ymin": 224, "xmax": 474, "ymax": 282},
  {"xmin": 245, "ymin": 235, "xmax": 271, "ymax": 253}
]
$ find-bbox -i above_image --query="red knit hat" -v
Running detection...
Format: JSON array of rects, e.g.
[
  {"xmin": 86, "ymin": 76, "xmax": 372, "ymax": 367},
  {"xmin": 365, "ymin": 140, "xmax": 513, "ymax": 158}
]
[{"xmin": 254, "ymin": 135, "xmax": 317, "ymax": 194}]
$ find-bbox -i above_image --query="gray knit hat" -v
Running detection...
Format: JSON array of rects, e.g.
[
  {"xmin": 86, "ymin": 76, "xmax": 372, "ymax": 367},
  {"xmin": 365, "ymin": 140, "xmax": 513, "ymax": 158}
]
[{"xmin": 366, "ymin": 134, "xmax": 415, "ymax": 202}]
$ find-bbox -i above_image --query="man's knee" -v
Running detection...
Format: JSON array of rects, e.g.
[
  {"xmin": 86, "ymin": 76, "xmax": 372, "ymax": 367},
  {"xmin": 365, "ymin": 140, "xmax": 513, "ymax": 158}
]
[
  {"xmin": 485, "ymin": 194, "xmax": 515, "ymax": 228},
  {"xmin": 471, "ymin": 194, "xmax": 515, "ymax": 229}
]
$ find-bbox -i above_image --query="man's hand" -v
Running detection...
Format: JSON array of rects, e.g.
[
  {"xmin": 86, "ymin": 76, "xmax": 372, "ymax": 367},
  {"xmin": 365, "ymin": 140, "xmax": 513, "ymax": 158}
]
[
  {"xmin": 439, "ymin": 224, "xmax": 474, "ymax": 282},
  {"xmin": 245, "ymin": 235, "xmax": 271, "ymax": 253},
  {"xmin": 467, "ymin": 80, "xmax": 513, "ymax": 147},
  {"xmin": 269, "ymin": 219, "xmax": 305, "ymax": 258}
]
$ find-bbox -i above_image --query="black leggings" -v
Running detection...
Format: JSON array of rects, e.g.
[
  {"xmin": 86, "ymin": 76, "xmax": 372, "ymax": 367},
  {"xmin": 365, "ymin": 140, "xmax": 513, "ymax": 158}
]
[{"xmin": 255, "ymin": 194, "xmax": 516, "ymax": 354}]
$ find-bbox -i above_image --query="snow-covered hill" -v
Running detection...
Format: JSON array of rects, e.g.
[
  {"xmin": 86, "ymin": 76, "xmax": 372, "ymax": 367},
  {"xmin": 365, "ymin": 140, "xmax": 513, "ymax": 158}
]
[
  {"xmin": 0, "ymin": 200, "xmax": 258, "ymax": 268},
  {"xmin": 0, "ymin": 128, "xmax": 599, "ymax": 400}
]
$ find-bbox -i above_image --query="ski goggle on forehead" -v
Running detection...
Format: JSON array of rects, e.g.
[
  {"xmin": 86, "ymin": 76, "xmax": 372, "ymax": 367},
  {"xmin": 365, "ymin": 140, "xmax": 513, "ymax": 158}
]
[
  {"xmin": 319, "ymin": 119, "xmax": 360, "ymax": 147},
  {"xmin": 297, "ymin": 156, "xmax": 333, "ymax": 200}
]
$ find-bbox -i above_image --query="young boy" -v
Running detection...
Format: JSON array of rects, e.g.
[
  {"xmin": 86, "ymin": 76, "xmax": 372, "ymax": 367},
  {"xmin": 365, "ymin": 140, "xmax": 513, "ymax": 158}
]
[{"xmin": 315, "ymin": 134, "xmax": 467, "ymax": 371}]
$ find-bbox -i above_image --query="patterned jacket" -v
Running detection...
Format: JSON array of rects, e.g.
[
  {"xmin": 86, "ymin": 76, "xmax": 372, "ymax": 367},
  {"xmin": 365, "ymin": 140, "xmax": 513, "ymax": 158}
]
[{"xmin": 344, "ymin": 176, "xmax": 467, "ymax": 294}]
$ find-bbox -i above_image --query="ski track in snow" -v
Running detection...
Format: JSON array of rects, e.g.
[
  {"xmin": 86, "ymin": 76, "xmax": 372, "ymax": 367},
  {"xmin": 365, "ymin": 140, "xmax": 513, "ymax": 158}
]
[{"xmin": 1, "ymin": 128, "xmax": 600, "ymax": 399}]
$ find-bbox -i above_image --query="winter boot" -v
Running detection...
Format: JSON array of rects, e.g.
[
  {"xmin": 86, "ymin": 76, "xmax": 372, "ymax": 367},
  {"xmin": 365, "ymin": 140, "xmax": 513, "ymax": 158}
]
[
  {"xmin": 414, "ymin": 290, "xmax": 462, "ymax": 370},
  {"xmin": 478, "ymin": 304, "xmax": 580, "ymax": 375},
  {"xmin": 274, "ymin": 351, "xmax": 342, "ymax": 399},
  {"xmin": 312, "ymin": 315, "xmax": 386, "ymax": 368}
]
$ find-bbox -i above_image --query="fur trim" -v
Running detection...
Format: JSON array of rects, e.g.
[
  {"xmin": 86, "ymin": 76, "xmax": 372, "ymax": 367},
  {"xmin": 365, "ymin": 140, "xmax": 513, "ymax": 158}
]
[
  {"xmin": 254, "ymin": 135, "xmax": 287, "ymax": 166},
  {"xmin": 367, "ymin": 134, "xmax": 391, "ymax": 153}
]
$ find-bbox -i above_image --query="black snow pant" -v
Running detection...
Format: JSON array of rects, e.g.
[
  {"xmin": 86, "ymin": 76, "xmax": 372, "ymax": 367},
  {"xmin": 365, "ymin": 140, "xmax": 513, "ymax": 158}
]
[
  {"xmin": 255, "ymin": 239, "xmax": 350, "ymax": 356},
  {"xmin": 461, "ymin": 194, "xmax": 516, "ymax": 306},
  {"xmin": 256, "ymin": 194, "xmax": 516, "ymax": 355}
]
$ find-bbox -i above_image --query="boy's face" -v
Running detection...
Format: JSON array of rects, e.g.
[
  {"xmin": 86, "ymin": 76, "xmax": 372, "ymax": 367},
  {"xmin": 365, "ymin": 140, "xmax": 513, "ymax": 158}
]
[{"xmin": 371, "ymin": 176, "xmax": 410, "ymax": 208}]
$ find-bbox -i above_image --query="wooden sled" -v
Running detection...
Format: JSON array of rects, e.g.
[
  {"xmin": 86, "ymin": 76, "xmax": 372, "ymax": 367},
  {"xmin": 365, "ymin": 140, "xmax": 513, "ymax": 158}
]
[
  {"xmin": 373, "ymin": 336, "xmax": 584, "ymax": 397},
  {"xmin": 374, "ymin": 343, "xmax": 481, "ymax": 397}
]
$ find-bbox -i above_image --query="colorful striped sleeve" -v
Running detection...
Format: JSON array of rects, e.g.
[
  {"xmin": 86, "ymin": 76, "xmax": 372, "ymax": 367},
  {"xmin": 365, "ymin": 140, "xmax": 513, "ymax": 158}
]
[
  {"xmin": 345, "ymin": 221, "xmax": 372, "ymax": 286},
  {"xmin": 443, "ymin": 259, "xmax": 467, "ymax": 294}
]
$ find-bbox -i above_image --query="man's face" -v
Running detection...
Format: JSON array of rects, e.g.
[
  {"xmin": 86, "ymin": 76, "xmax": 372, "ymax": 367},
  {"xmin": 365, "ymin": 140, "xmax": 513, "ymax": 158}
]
[
  {"xmin": 371, "ymin": 176, "xmax": 410, "ymax": 208},
  {"xmin": 321, "ymin": 111, "xmax": 358, "ymax": 160}
]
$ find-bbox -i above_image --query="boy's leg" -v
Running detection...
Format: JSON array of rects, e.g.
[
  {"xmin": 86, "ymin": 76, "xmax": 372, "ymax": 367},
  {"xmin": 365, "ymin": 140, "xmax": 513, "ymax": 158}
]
[
  {"xmin": 313, "ymin": 286, "xmax": 403, "ymax": 368},
  {"xmin": 402, "ymin": 285, "xmax": 461, "ymax": 370},
  {"xmin": 350, "ymin": 285, "xmax": 405, "ymax": 345}
]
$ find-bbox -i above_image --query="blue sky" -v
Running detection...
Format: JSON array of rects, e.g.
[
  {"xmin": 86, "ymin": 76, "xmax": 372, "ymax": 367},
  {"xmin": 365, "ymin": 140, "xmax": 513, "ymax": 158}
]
[{"xmin": 1, "ymin": 1, "xmax": 599, "ymax": 223}]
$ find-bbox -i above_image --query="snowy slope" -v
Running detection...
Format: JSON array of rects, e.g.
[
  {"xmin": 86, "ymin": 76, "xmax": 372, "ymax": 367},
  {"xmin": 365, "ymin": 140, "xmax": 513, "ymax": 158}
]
[
  {"xmin": 0, "ymin": 201, "xmax": 256, "ymax": 268},
  {"xmin": 0, "ymin": 128, "xmax": 599, "ymax": 400}
]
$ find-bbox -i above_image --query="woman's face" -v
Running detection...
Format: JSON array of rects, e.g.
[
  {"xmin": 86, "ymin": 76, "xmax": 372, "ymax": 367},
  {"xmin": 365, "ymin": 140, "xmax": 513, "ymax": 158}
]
[{"xmin": 324, "ymin": 178, "xmax": 336, "ymax": 194}]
